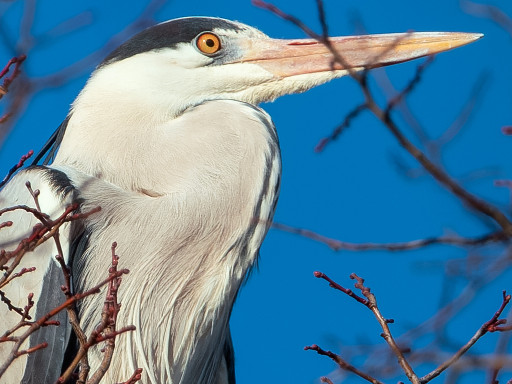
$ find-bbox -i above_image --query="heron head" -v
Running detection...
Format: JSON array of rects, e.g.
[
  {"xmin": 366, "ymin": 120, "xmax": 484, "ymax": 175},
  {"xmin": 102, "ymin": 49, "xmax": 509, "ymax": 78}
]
[
  {"xmin": 71, "ymin": 17, "xmax": 481, "ymax": 122},
  {"xmin": 53, "ymin": 17, "xmax": 480, "ymax": 193}
]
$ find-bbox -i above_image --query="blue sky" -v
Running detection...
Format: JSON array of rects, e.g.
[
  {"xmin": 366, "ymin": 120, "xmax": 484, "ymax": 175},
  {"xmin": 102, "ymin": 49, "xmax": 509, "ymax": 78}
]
[{"xmin": 1, "ymin": 0, "xmax": 512, "ymax": 383}]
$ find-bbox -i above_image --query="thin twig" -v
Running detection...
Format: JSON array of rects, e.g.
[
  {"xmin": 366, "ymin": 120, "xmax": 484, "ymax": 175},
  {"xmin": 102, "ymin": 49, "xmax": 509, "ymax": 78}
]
[
  {"xmin": 419, "ymin": 291, "xmax": 511, "ymax": 383},
  {"xmin": 0, "ymin": 268, "xmax": 128, "ymax": 378},
  {"xmin": 304, "ymin": 344, "xmax": 384, "ymax": 384},
  {"xmin": 117, "ymin": 368, "xmax": 143, "ymax": 384},
  {"xmin": 85, "ymin": 242, "xmax": 128, "ymax": 384},
  {"xmin": 315, "ymin": 103, "xmax": 368, "ymax": 152},
  {"xmin": 0, "ymin": 55, "xmax": 26, "ymax": 96},
  {"xmin": 314, "ymin": 272, "xmax": 418, "ymax": 383},
  {"xmin": 0, "ymin": 150, "xmax": 33, "ymax": 189},
  {"xmin": 273, "ymin": 222, "xmax": 507, "ymax": 252}
]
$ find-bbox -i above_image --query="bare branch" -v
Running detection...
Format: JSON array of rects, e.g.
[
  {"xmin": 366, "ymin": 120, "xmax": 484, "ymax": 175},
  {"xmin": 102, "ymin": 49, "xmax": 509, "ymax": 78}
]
[
  {"xmin": 273, "ymin": 222, "xmax": 506, "ymax": 252},
  {"xmin": 304, "ymin": 344, "xmax": 384, "ymax": 384},
  {"xmin": 315, "ymin": 103, "xmax": 368, "ymax": 152},
  {"xmin": 461, "ymin": 0, "xmax": 512, "ymax": 38},
  {"xmin": 419, "ymin": 292, "xmax": 512, "ymax": 383},
  {"xmin": 0, "ymin": 266, "xmax": 129, "ymax": 379},
  {"xmin": 117, "ymin": 368, "xmax": 143, "ymax": 384},
  {"xmin": 258, "ymin": 0, "xmax": 512, "ymax": 236},
  {"xmin": 0, "ymin": 55, "xmax": 26, "ymax": 96},
  {"xmin": 0, "ymin": 150, "xmax": 33, "ymax": 189}
]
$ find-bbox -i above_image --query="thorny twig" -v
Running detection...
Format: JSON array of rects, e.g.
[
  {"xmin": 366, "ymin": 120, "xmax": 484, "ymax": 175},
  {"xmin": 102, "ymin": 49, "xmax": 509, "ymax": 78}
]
[
  {"xmin": 314, "ymin": 103, "xmax": 368, "ymax": 152},
  {"xmin": 0, "ymin": 289, "xmax": 33, "ymax": 319},
  {"xmin": 0, "ymin": 184, "xmax": 100, "ymax": 380}
]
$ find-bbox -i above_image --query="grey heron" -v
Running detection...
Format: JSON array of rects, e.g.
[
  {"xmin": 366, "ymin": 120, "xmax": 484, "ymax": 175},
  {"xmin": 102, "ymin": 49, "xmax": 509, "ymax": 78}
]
[{"xmin": 0, "ymin": 17, "xmax": 480, "ymax": 384}]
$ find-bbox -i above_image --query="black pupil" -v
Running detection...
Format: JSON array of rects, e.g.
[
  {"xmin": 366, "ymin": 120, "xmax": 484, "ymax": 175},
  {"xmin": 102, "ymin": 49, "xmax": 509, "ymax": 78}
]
[{"xmin": 206, "ymin": 39, "xmax": 215, "ymax": 48}]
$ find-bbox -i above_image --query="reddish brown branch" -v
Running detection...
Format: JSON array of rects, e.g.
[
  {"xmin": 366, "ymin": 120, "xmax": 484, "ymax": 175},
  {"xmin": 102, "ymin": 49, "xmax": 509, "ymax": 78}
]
[
  {"xmin": 0, "ymin": 55, "xmax": 26, "ymax": 126},
  {"xmin": 272, "ymin": 222, "xmax": 506, "ymax": 252},
  {"xmin": 314, "ymin": 272, "xmax": 418, "ymax": 382},
  {"xmin": 384, "ymin": 56, "xmax": 434, "ymax": 115},
  {"xmin": 59, "ymin": 243, "xmax": 135, "ymax": 384},
  {"xmin": 0, "ymin": 267, "xmax": 128, "ymax": 379},
  {"xmin": 85, "ymin": 242, "xmax": 130, "ymax": 384},
  {"xmin": 502, "ymin": 126, "xmax": 512, "ymax": 136},
  {"xmin": 117, "ymin": 368, "xmax": 143, "ymax": 384},
  {"xmin": 25, "ymin": 181, "xmax": 41, "ymax": 212},
  {"xmin": 0, "ymin": 150, "xmax": 33, "ymax": 189},
  {"xmin": 252, "ymin": 0, "xmax": 322, "ymax": 42},
  {"xmin": 419, "ymin": 292, "xmax": 511, "ymax": 383},
  {"xmin": 0, "ymin": 204, "xmax": 100, "ymax": 285},
  {"xmin": 314, "ymin": 271, "xmax": 368, "ymax": 305},
  {"xmin": 15, "ymin": 341, "xmax": 47, "ymax": 357},
  {"xmin": 0, "ymin": 55, "xmax": 26, "ymax": 95},
  {"xmin": 0, "ymin": 290, "xmax": 26, "ymax": 318},
  {"xmin": 305, "ymin": 344, "xmax": 384, "ymax": 384},
  {"xmin": 0, "ymin": 221, "xmax": 13, "ymax": 230},
  {"xmin": 0, "ymin": 289, "xmax": 34, "ymax": 323}
]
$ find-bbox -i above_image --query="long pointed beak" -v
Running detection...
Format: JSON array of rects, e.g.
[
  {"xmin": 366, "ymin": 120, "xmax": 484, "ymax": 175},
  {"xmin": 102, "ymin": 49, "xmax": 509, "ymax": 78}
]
[{"xmin": 240, "ymin": 32, "xmax": 482, "ymax": 77}]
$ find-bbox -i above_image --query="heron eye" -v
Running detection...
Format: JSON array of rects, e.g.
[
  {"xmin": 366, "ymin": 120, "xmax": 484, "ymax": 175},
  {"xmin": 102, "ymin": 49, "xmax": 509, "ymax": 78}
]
[{"xmin": 196, "ymin": 33, "xmax": 221, "ymax": 55}]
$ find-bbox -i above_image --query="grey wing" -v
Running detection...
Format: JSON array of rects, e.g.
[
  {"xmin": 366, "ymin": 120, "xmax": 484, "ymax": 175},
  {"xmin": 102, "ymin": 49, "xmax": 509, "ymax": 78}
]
[
  {"xmin": 212, "ymin": 326, "xmax": 236, "ymax": 384},
  {"xmin": 0, "ymin": 166, "xmax": 78, "ymax": 384},
  {"xmin": 224, "ymin": 327, "xmax": 236, "ymax": 384}
]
